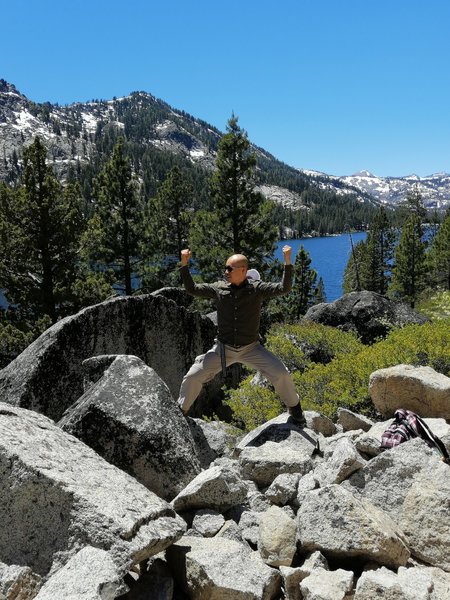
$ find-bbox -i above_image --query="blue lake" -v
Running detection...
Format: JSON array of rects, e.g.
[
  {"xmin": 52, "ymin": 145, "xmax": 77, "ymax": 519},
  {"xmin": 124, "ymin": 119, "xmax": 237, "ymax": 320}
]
[{"xmin": 274, "ymin": 232, "xmax": 367, "ymax": 302}]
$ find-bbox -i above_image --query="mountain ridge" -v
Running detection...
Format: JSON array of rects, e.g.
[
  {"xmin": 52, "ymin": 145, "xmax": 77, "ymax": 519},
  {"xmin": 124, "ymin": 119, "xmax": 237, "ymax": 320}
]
[
  {"xmin": 1, "ymin": 79, "xmax": 448, "ymax": 210},
  {"xmin": 299, "ymin": 168, "xmax": 450, "ymax": 210}
]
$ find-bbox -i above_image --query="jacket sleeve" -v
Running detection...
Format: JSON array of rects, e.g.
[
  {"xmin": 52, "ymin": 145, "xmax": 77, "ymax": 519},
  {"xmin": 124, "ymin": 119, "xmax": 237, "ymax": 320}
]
[
  {"xmin": 180, "ymin": 266, "xmax": 218, "ymax": 298},
  {"xmin": 257, "ymin": 264, "xmax": 294, "ymax": 299}
]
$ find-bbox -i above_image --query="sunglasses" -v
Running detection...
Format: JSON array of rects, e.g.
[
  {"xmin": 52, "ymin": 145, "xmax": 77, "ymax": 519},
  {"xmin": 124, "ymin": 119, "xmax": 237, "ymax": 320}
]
[{"xmin": 225, "ymin": 265, "xmax": 244, "ymax": 272}]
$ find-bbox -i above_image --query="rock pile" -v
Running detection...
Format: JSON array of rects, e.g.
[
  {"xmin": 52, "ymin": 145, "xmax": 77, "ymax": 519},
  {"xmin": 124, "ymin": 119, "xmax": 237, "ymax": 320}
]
[
  {"xmin": 0, "ymin": 293, "xmax": 448, "ymax": 599},
  {"xmin": 1, "ymin": 390, "xmax": 449, "ymax": 599}
]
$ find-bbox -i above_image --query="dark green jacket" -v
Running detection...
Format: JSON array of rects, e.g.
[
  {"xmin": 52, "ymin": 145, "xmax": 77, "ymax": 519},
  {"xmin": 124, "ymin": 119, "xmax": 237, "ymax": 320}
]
[{"xmin": 180, "ymin": 265, "xmax": 293, "ymax": 346}]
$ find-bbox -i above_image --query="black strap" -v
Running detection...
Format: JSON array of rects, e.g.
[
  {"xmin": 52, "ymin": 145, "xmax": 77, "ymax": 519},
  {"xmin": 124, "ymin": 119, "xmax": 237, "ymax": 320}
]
[
  {"xmin": 218, "ymin": 341, "xmax": 227, "ymax": 378},
  {"xmin": 415, "ymin": 414, "xmax": 450, "ymax": 462}
]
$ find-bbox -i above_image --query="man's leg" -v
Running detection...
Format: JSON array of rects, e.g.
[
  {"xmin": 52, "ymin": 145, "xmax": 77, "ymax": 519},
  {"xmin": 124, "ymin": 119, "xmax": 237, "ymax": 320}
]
[
  {"xmin": 241, "ymin": 342, "xmax": 306, "ymax": 424},
  {"xmin": 178, "ymin": 344, "xmax": 222, "ymax": 414}
]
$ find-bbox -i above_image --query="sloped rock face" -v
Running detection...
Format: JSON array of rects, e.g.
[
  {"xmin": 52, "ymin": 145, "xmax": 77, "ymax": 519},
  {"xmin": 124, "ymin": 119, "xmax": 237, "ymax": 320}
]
[
  {"xmin": 303, "ymin": 291, "xmax": 428, "ymax": 343},
  {"xmin": 58, "ymin": 355, "xmax": 201, "ymax": 501},
  {"xmin": 0, "ymin": 294, "xmax": 216, "ymax": 421},
  {"xmin": 369, "ymin": 364, "xmax": 450, "ymax": 419},
  {"xmin": 0, "ymin": 403, "xmax": 185, "ymax": 578}
]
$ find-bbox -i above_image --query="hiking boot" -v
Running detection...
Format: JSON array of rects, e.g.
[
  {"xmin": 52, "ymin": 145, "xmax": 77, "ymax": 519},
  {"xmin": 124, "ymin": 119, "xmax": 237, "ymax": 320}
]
[{"xmin": 288, "ymin": 403, "xmax": 307, "ymax": 427}]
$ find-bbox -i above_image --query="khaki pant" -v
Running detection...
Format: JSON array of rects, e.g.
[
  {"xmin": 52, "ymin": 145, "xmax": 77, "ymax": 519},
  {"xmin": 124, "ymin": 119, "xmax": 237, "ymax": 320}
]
[{"xmin": 178, "ymin": 341, "xmax": 299, "ymax": 413}]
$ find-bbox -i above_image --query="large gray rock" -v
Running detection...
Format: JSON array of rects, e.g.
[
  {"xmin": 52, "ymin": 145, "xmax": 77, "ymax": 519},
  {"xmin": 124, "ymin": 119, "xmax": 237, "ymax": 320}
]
[
  {"xmin": 297, "ymin": 485, "xmax": 410, "ymax": 568},
  {"xmin": 337, "ymin": 408, "xmax": 374, "ymax": 432},
  {"xmin": 58, "ymin": 355, "xmax": 201, "ymax": 500},
  {"xmin": 34, "ymin": 547, "xmax": 126, "ymax": 600},
  {"xmin": 165, "ymin": 535, "xmax": 281, "ymax": 599},
  {"xmin": 0, "ymin": 403, "xmax": 185, "ymax": 578},
  {"xmin": 315, "ymin": 437, "xmax": 366, "ymax": 485},
  {"xmin": 0, "ymin": 294, "xmax": 216, "ymax": 421},
  {"xmin": 369, "ymin": 364, "xmax": 450, "ymax": 419},
  {"xmin": 171, "ymin": 464, "xmax": 248, "ymax": 512},
  {"xmin": 345, "ymin": 444, "xmax": 450, "ymax": 570},
  {"xmin": 400, "ymin": 461, "xmax": 450, "ymax": 571},
  {"xmin": 235, "ymin": 413, "xmax": 319, "ymax": 456},
  {"xmin": 300, "ymin": 567, "xmax": 354, "ymax": 600},
  {"xmin": 343, "ymin": 440, "xmax": 438, "ymax": 519},
  {"xmin": 239, "ymin": 441, "xmax": 314, "ymax": 487},
  {"xmin": 265, "ymin": 473, "xmax": 301, "ymax": 506},
  {"xmin": 303, "ymin": 291, "xmax": 428, "ymax": 344},
  {"xmin": 258, "ymin": 506, "xmax": 297, "ymax": 567}
]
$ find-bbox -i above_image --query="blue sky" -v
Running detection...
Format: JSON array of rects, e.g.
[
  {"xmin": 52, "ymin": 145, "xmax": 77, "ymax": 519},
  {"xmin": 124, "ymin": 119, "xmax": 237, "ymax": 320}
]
[{"xmin": 2, "ymin": 0, "xmax": 450, "ymax": 177}]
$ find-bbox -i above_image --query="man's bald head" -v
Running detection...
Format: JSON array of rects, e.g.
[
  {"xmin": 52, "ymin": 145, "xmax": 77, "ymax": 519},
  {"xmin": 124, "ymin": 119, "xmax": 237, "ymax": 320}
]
[
  {"xmin": 225, "ymin": 254, "xmax": 249, "ymax": 284},
  {"xmin": 227, "ymin": 254, "xmax": 248, "ymax": 268}
]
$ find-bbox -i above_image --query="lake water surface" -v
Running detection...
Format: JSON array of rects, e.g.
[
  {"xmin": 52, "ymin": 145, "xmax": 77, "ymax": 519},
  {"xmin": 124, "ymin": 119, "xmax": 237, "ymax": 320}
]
[{"xmin": 274, "ymin": 232, "xmax": 367, "ymax": 302}]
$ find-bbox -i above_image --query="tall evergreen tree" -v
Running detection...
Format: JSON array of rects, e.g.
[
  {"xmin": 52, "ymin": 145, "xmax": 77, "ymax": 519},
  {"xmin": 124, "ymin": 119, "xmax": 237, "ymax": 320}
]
[
  {"xmin": 398, "ymin": 186, "xmax": 427, "ymax": 226},
  {"xmin": 83, "ymin": 138, "xmax": 143, "ymax": 295},
  {"xmin": 427, "ymin": 211, "xmax": 450, "ymax": 290},
  {"xmin": 342, "ymin": 239, "xmax": 366, "ymax": 294},
  {"xmin": 141, "ymin": 165, "xmax": 193, "ymax": 289},
  {"xmin": 0, "ymin": 138, "xmax": 84, "ymax": 323},
  {"xmin": 389, "ymin": 213, "xmax": 427, "ymax": 307},
  {"xmin": 288, "ymin": 246, "xmax": 319, "ymax": 319},
  {"xmin": 189, "ymin": 115, "xmax": 278, "ymax": 278},
  {"xmin": 315, "ymin": 276, "xmax": 326, "ymax": 304},
  {"xmin": 360, "ymin": 207, "xmax": 396, "ymax": 294}
]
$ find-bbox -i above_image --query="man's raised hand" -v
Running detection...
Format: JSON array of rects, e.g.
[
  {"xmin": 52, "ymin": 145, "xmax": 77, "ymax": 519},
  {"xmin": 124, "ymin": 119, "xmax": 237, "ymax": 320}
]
[
  {"xmin": 181, "ymin": 248, "xmax": 191, "ymax": 266},
  {"xmin": 282, "ymin": 245, "xmax": 292, "ymax": 265}
]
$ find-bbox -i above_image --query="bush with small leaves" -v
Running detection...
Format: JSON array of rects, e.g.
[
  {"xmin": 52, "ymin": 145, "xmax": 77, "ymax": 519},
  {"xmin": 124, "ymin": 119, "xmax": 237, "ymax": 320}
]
[{"xmin": 225, "ymin": 319, "xmax": 450, "ymax": 429}]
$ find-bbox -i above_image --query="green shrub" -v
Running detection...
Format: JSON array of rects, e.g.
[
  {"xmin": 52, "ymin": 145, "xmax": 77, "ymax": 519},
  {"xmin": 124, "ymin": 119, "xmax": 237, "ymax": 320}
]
[
  {"xmin": 225, "ymin": 322, "xmax": 363, "ymax": 431},
  {"xmin": 265, "ymin": 322, "xmax": 363, "ymax": 372},
  {"xmin": 297, "ymin": 319, "xmax": 450, "ymax": 419},
  {"xmin": 225, "ymin": 319, "xmax": 450, "ymax": 430},
  {"xmin": 224, "ymin": 377, "xmax": 284, "ymax": 432},
  {"xmin": 418, "ymin": 290, "xmax": 450, "ymax": 321}
]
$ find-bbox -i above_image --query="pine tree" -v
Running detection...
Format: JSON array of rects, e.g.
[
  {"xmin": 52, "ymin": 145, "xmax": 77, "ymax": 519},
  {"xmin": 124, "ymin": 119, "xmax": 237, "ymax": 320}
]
[
  {"xmin": 189, "ymin": 115, "xmax": 278, "ymax": 278},
  {"xmin": 0, "ymin": 138, "xmax": 84, "ymax": 323},
  {"xmin": 83, "ymin": 139, "xmax": 143, "ymax": 295},
  {"xmin": 400, "ymin": 186, "xmax": 427, "ymax": 222},
  {"xmin": 288, "ymin": 246, "xmax": 319, "ymax": 319},
  {"xmin": 342, "ymin": 239, "xmax": 366, "ymax": 294},
  {"xmin": 389, "ymin": 213, "xmax": 427, "ymax": 307},
  {"xmin": 427, "ymin": 211, "xmax": 450, "ymax": 290},
  {"xmin": 141, "ymin": 166, "xmax": 193, "ymax": 289},
  {"xmin": 315, "ymin": 276, "xmax": 326, "ymax": 303},
  {"xmin": 360, "ymin": 207, "xmax": 396, "ymax": 294}
]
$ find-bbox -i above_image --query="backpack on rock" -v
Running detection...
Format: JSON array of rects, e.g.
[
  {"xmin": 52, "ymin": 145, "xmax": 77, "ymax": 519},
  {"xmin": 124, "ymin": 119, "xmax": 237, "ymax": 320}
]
[{"xmin": 381, "ymin": 408, "xmax": 450, "ymax": 464}]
